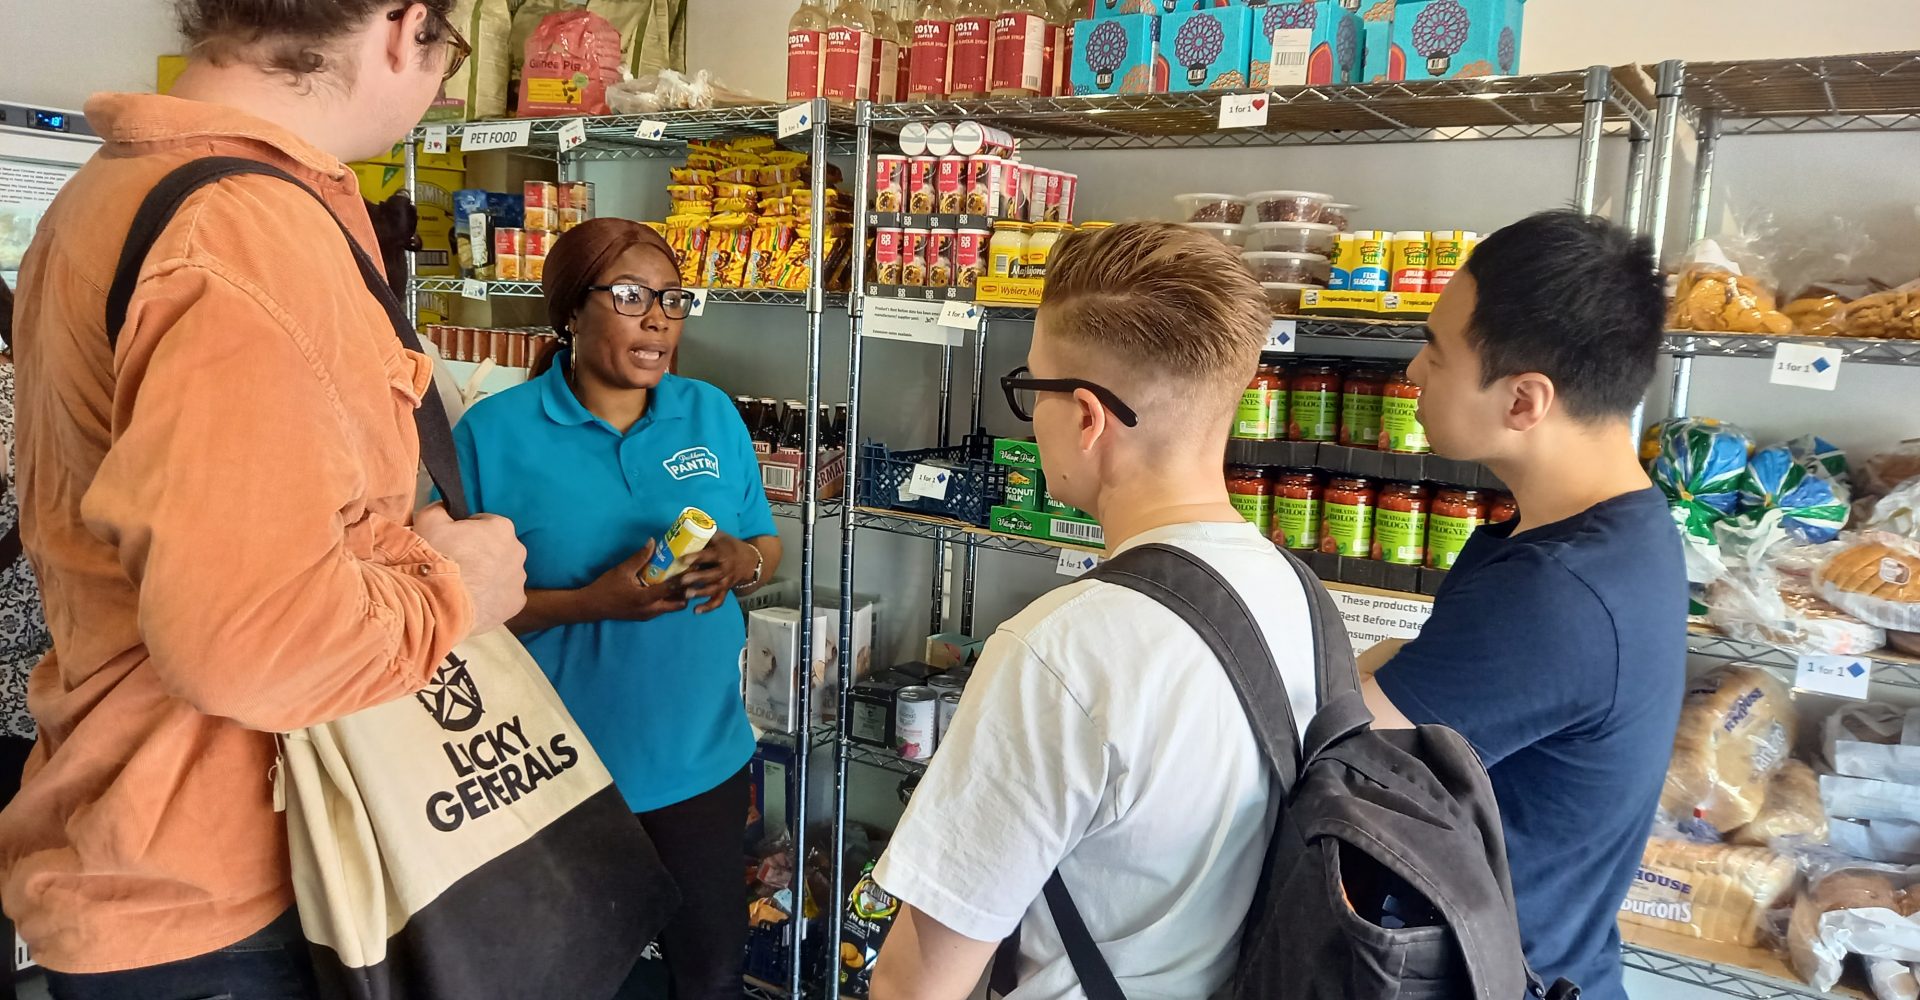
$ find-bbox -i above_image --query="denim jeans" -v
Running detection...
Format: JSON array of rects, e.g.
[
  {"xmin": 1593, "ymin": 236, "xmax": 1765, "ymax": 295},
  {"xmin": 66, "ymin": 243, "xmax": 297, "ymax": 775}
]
[{"xmin": 45, "ymin": 909, "xmax": 317, "ymax": 1000}]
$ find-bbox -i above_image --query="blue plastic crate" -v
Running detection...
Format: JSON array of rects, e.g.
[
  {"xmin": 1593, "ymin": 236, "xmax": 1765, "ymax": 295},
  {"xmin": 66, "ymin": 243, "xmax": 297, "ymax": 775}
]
[{"xmin": 858, "ymin": 440, "xmax": 1006, "ymax": 527}]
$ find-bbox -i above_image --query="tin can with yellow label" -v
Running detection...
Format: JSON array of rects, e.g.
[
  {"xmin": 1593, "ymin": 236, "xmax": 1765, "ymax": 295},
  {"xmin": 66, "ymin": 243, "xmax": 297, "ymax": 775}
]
[
  {"xmin": 641, "ymin": 506, "xmax": 718, "ymax": 585},
  {"xmin": 1347, "ymin": 230, "xmax": 1390, "ymax": 293},
  {"xmin": 1426, "ymin": 231, "xmax": 1480, "ymax": 293},
  {"xmin": 1389, "ymin": 231, "xmax": 1432, "ymax": 293}
]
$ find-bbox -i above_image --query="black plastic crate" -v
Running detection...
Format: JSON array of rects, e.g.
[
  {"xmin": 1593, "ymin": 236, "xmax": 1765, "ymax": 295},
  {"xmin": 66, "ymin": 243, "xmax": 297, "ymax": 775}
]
[{"xmin": 858, "ymin": 439, "xmax": 1005, "ymax": 527}]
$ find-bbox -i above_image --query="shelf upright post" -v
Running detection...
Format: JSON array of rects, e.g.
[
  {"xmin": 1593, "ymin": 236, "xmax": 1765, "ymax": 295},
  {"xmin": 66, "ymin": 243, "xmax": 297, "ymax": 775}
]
[
  {"xmin": 1645, "ymin": 61, "xmax": 1689, "ymax": 420},
  {"xmin": 404, "ymin": 137, "xmax": 420, "ymax": 328},
  {"xmin": 960, "ymin": 314, "xmax": 991, "ymax": 636},
  {"xmin": 1622, "ymin": 124, "xmax": 1650, "ymax": 236},
  {"xmin": 828, "ymin": 98, "xmax": 877, "ymax": 1000},
  {"xmin": 1687, "ymin": 110, "xmax": 1721, "ymax": 246},
  {"xmin": 1574, "ymin": 64, "xmax": 1610, "ymax": 215},
  {"xmin": 782, "ymin": 95, "xmax": 834, "ymax": 1000}
]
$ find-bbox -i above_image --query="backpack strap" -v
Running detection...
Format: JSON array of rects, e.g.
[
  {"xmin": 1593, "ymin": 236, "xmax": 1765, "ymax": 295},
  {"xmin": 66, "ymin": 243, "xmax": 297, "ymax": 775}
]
[{"xmin": 105, "ymin": 157, "xmax": 470, "ymax": 519}]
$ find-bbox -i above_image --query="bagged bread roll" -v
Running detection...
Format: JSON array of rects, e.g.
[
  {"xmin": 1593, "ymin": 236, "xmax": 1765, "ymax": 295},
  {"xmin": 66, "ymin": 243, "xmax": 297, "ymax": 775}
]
[
  {"xmin": 1818, "ymin": 539, "xmax": 1920, "ymax": 632},
  {"xmin": 1661, "ymin": 665, "xmax": 1797, "ymax": 835},
  {"xmin": 1732, "ymin": 760, "xmax": 1830, "ymax": 847},
  {"xmin": 1620, "ymin": 838, "xmax": 1798, "ymax": 945}
]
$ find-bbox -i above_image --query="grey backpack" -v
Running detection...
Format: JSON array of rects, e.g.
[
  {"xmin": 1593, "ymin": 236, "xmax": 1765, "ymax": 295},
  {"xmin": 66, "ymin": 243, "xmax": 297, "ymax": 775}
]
[{"xmin": 994, "ymin": 543, "xmax": 1577, "ymax": 1000}]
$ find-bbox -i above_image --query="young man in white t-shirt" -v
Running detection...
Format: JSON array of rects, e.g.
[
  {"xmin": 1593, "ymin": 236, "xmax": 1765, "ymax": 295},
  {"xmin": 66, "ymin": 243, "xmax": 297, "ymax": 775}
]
[{"xmin": 869, "ymin": 223, "xmax": 1318, "ymax": 1000}]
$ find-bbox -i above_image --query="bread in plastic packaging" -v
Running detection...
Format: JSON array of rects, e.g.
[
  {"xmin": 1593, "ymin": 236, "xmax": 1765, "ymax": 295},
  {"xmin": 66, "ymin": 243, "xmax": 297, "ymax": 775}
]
[
  {"xmin": 1668, "ymin": 240, "xmax": 1793, "ymax": 335},
  {"xmin": 1619, "ymin": 838, "xmax": 1797, "ymax": 945},
  {"xmin": 1817, "ymin": 535, "xmax": 1920, "ymax": 632},
  {"xmin": 1861, "ymin": 441, "xmax": 1920, "ymax": 499},
  {"xmin": 1789, "ymin": 864, "xmax": 1920, "ymax": 993},
  {"xmin": 1660, "ymin": 665, "xmax": 1797, "ymax": 836},
  {"xmin": 1870, "ymin": 959, "xmax": 1920, "ymax": 1000},
  {"xmin": 1732, "ymin": 761, "xmax": 1830, "ymax": 848},
  {"xmin": 1706, "ymin": 561, "xmax": 1884, "ymax": 657},
  {"xmin": 1842, "ymin": 280, "xmax": 1920, "ymax": 341}
]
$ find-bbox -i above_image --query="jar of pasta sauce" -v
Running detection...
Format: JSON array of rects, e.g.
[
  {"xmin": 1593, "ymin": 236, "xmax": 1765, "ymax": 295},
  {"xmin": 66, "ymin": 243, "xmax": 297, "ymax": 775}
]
[
  {"xmin": 1272, "ymin": 469, "xmax": 1324, "ymax": 551},
  {"xmin": 1488, "ymin": 492, "xmax": 1519, "ymax": 526},
  {"xmin": 1381, "ymin": 368, "xmax": 1431, "ymax": 454},
  {"xmin": 1428, "ymin": 487, "xmax": 1490, "ymax": 570},
  {"xmin": 1226, "ymin": 465, "xmax": 1275, "ymax": 537},
  {"xmin": 1289, "ymin": 363, "xmax": 1341, "ymax": 443},
  {"xmin": 1373, "ymin": 481, "xmax": 1430, "ymax": 565},
  {"xmin": 1320, "ymin": 476, "xmax": 1375, "ymax": 558},
  {"xmin": 1233, "ymin": 364, "xmax": 1288, "ymax": 441},
  {"xmin": 1339, "ymin": 365, "xmax": 1386, "ymax": 449}
]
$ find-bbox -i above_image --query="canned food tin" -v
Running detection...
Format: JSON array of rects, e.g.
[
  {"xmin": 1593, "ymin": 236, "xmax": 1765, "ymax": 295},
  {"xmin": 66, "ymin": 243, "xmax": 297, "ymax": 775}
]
[
  {"xmin": 898, "ymin": 121, "xmax": 930, "ymax": 156},
  {"xmin": 1389, "ymin": 231, "xmax": 1431, "ymax": 293},
  {"xmin": 937, "ymin": 690, "xmax": 963, "ymax": 742},
  {"xmin": 1426, "ymin": 230, "xmax": 1479, "ymax": 293},
  {"xmin": 927, "ymin": 228, "xmax": 957, "ymax": 287},
  {"xmin": 1026, "ymin": 166, "xmax": 1053, "ymax": 224},
  {"xmin": 951, "ymin": 120, "xmax": 1015, "ymax": 157},
  {"xmin": 955, "ymin": 228, "xmax": 990, "ymax": 288},
  {"xmin": 998, "ymin": 158, "xmax": 1026, "ymax": 221},
  {"xmin": 874, "ymin": 154, "xmax": 908, "ymax": 213},
  {"xmin": 901, "ymin": 228, "xmax": 930, "ymax": 287},
  {"xmin": 906, "ymin": 156, "xmax": 939, "ymax": 214},
  {"xmin": 965, "ymin": 155, "xmax": 1003, "ymax": 216},
  {"xmin": 936, "ymin": 156, "xmax": 968, "ymax": 214},
  {"xmin": 895, "ymin": 687, "xmax": 938, "ymax": 761},
  {"xmin": 874, "ymin": 228, "xmax": 906, "ymax": 284},
  {"xmin": 641, "ymin": 506, "xmax": 718, "ymax": 585},
  {"xmin": 1056, "ymin": 172, "xmax": 1077, "ymax": 224}
]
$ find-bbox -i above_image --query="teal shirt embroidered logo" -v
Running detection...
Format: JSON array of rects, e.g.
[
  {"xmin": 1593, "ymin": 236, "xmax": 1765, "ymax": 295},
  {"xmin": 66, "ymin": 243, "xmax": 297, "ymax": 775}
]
[{"xmin": 663, "ymin": 446, "xmax": 720, "ymax": 480}]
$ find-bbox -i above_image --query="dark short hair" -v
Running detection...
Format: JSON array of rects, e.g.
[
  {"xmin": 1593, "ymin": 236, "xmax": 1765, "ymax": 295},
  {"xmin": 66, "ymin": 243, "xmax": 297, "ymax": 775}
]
[
  {"xmin": 177, "ymin": 0, "xmax": 456, "ymax": 77},
  {"xmin": 1462, "ymin": 210, "xmax": 1664, "ymax": 421}
]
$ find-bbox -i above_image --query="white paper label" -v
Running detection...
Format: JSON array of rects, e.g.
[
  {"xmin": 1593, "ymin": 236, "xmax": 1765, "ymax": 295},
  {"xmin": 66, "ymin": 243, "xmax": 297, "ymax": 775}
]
[
  {"xmin": 558, "ymin": 118, "xmax": 588, "ymax": 152},
  {"xmin": 1218, "ymin": 91, "xmax": 1272, "ymax": 130},
  {"xmin": 1265, "ymin": 319, "xmax": 1298, "ymax": 353},
  {"xmin": 1329, "ymin": 588, "xmax": 1432, "ymax": 651},
  {"xmin": 634, "ymin": 119, "xmax": 669, "ymax": 141},
  {"xmin": 862, "ymin": 299, "xmax": 969, "ymax": 346},
  {"xmin": 1302, "ymin": 288, "xmax": 1324, "ymax": 309},
  {"xmin": 1796, "ymin": 654, "xmax": 1873, "ymax": 700},
  {"xmin": 938, "ymin": 300, "xmax": 982, "ymax": 330},
  {"xmin": 1884, "ymin": 558, "xmax": 1912, "ymax": 586},
  {"xmin": 1056, "ymin": 550, "xmax": 1102, "ymax": 577},
  {"xmin": 908, "ymin": 463, "xmax": 952, "ymax": 500},
  {"xmin": 1770, "ymin": 342, "xmax": 1842, "ymax": 391},
  {"xmin": 460, "ymin": 120, "xmax": 533, "ymax": 152},
  {"xmin": 1269, "ymin": 28, "xmax": 1313, "ymax": 87},
  {"xmin": 687, "ymin": 288, "xmax": 708, "ymax": 317},
  {"xmin": 779, "ymin": 103, "xmax": 813, "ymax": 139},
  {"xmin": 468, "ymin": 212, "xmax": 489, "ymax": 265},
  {"xmin": 461, "ymin": 278, "xmax": 488, "ymax": 301},
  {"xmin": 422, "ymin": 126, "xmax": 449, "ymax": 155}
]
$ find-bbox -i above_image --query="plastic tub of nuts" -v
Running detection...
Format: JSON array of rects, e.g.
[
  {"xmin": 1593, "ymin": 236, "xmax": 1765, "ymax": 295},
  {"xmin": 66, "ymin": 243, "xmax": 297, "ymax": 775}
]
[
  {"xmin": 1242, "ymin": 251, "xmax": 1331, "ymax": 286},
  {"xmin": 1262, "ymin": 282, "xmax": 1318, "ymax": 316},
  {"xmin": 1248, "ymin": 190, "xmax": 1333, "ymax": 224},
  {"xmin": 1189, "ymin": 222, "xmax": 1251, "ymax": 247},
  {"xmin": 1249, "ymin": 221, "xmax": 1338, "ymax": 255},
  {"xmin": 1176, "ymin": 193, "xmax": 1250, "ymax": 224},
  {"xmin": 1322, "ymin": 202, "xmax": 1357, "ymax": 231}
]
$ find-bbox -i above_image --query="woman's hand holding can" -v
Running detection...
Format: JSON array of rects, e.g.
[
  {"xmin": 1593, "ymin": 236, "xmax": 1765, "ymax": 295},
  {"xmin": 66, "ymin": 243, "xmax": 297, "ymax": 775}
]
[{"xmin": 585, "ymin": 541, "xmax": 693, "ymax": 622}]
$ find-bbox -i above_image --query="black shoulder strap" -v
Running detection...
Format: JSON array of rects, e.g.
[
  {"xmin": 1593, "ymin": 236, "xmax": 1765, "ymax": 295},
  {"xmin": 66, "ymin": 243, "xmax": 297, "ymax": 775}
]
[
  {"xmin": 105, "ymin": 157, "xmax": 470, "ymax": 519},
  {"xmin": 992, "ymin": 539, "xmax": 1361, "ymax": 999}
]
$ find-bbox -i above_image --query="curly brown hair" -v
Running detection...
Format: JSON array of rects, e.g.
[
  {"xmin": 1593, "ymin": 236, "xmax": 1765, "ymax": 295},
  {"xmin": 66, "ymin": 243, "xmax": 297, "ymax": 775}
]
[{"xmin": 176, "ymin": 0, "xmax": 456, "ymax": 77}]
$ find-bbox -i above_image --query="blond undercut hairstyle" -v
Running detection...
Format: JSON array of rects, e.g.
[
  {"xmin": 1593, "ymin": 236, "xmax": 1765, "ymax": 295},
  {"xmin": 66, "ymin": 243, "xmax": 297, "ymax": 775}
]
[{"xmin": 1039, "ymin": 222, "xmax": 1270, "ymax": 415}]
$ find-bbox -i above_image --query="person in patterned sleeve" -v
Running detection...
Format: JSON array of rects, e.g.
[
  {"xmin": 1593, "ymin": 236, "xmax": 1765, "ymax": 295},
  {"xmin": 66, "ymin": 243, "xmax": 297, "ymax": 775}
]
[{"xmin": 0, "ymin": 277, "xmax": 53, "ymax": 1000}]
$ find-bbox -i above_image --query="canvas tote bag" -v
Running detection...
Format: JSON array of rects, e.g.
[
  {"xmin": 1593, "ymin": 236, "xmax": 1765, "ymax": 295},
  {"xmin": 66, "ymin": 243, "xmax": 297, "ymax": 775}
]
[{"xmin": 107, "ymin": 157, "xmax": 680, "ymax": 1000}]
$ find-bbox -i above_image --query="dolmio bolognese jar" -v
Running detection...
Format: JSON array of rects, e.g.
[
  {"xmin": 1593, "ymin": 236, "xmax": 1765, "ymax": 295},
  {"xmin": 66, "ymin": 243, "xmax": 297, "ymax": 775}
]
[
  {"xmin": 1272, "ymin": 469, "xmax": 1323, "ymax": 551},
  {"xmin": 1289, "ymin": 363, "xmax": 1341, "ymax": 443},
  {"xmin": 1381, "ymin": 368, "xmax": 1431, "ymax": 454},
  {"xmin": 1233, "ymin": 364, "xmax": 1288, "ymax": 442},
  {"xmin": 1226, "ymin": 465, "xmax": 1275, "ymax": 537},
  {"xmin": 1428, "ymin": 487, "xmax": 1490, "ymax": 570},
  {"xmin": 1339, "ymin": 365, "xmax": 1386, "ymax": 449},
  {"xmin": 1373, "ymin": 481, "xmax": 1429, "ymax": 566},
  {"xmin": 1320, "ymin": 476, "xmax": 1375, "ymax": 558}
]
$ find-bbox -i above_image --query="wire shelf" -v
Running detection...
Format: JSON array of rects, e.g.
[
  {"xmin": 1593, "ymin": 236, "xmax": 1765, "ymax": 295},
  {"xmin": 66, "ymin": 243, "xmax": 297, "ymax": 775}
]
[
  {"xmin": 853, "ymin": 507, "xmax": 1097, "ymax": 558},
  {"xmin": 411, "ymin": 103, "xmax": 862, "ymax": 157},
  {"xmin": 742, "ymin": 975, "xmax": 791, "ymax": 999},
  {"xmin": 769, "ymin": 499, "xmax": 846, "ymax": 521},
  {"xmin": 411, "ymin": 277, "xmax": 838, "ymax": 309},
  {"xmin": 1620, "ymin": 942, "xmax": 1850, "ymax": 1000},
  {"xmin": 1681, "ymin": 51, "xmax": 1920, "ymax": 136},
  {"xmin": 1665, "ymin": 331, "xmax": 1920, "ymax": 366},
  {"xmin": 869, "ymin": 68, "xmax": 1655, "ymax": 150},
  {"xmin": 1685, "ymin": 627, "xmax": 1920, "ymax": 692},
  {"xmin": 843, "ymin": 739, "xmax": 929, "ymax": 777}
]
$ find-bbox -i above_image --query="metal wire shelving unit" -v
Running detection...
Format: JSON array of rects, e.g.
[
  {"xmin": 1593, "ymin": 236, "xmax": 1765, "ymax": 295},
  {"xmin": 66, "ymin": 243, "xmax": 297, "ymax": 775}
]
[{"xmin": 402, "ymin": 99, "xmax": 852, "ymax": 999}]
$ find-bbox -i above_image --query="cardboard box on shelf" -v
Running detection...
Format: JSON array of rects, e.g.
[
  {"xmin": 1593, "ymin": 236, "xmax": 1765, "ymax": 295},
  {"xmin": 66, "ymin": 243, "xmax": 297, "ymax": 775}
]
[
  {"xmin": 1069, "ymin": 14, "xmax": 1166, "ymax": 97},
  {"xmin": 1162, "ymin": 6, "xmax": 1254, "ymax": 93},
  {"xmin": 924, "ymin": 633, "xmax": 985, "ymax": 672},
  {"xmin": 760, "ymin": 448, "xmax": 847, "ymax": 504},
  {"xmin": 744, "ymin": 596, "xmax": 877, "ymax": 734},
  {"xmin": 1362, "ymin": 12, "xmax": 1397, "ymax": 82},
  {"xmin": 992, "ymin": 437, "xmax": 1043, "ymax": 468},
  {"xmin": 1252, "ymin": 1, "xmax": 1365, "ymax": 88},
  {"xmin": 1387, "ymin": 0, "xmax": 1524, "ymax": 82},
  {"xmin": 991, "ymin": 506, "xmax": 1107, "ymax": 549}
]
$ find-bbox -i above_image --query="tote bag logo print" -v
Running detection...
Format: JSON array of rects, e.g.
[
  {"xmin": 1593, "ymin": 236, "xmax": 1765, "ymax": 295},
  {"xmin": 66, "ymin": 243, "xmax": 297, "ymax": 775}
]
[
  {"xmin": 664, "ymin": 446, "xmax": 721, "ymax": 480},
  {"xmin": 416, "ymin": 654, "xmax": 485, "ymax": 733}
]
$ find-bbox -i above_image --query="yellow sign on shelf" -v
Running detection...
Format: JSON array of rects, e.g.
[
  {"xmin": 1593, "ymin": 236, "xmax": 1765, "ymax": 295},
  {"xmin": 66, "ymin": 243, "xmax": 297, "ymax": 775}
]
[{"xmin": 975, "ymin": 277, "xmax": 1045, "ymax": 306}]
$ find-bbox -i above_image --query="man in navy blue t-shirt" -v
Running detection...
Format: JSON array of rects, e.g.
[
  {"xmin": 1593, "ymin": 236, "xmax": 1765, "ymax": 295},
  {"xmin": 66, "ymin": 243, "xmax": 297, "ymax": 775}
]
[{"xmin": 1363, "ymin": 211, "xmax": 1687, "ymax": 1000}]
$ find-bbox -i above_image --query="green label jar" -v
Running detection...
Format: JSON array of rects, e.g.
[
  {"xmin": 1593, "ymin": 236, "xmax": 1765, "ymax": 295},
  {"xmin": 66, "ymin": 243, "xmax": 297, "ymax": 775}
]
[
  {"xmin": 1374, "ymin": 507, "xmax": 1428, "ymax": 565},
  {"xmin": 1427, "ymin": 513, "xmax": 1480, "ymax": 570},
  {"xmin": 1230, "ymin": 493, "xmax": 1275, "ymax": 536},
  {"xmin": 1004, "ymin": 467, "xmax": 1044, "ymax": 511},
  {"xmin": 1291, "ymin": 390, "xmax": 1338, "ymax": 443},
  {"xmin": 1274, "ymin": 495, "xmax": 1322, "ymax": 550},
  {"xmin": 1233, "ymin": 386, "xmax": 1285, "ymax": 441},
  {"xmin": 1341, "ymin": 390, "xmax": 1383, "ymax": 449},
  {"xmin": 1322, "ymin": 499, "xmax": 1373, "ymax": 558},
  {"xmin": 1381, "ymin": 395, "xmax": 1430, "ymax": 454}
]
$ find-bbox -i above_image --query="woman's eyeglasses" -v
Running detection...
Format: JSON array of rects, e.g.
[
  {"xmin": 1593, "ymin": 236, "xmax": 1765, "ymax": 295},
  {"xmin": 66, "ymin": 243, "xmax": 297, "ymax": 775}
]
[
  {"xmin": 1000, "ymin": 366, "xmax": 1140, "ymax": 427},
  {"xmin": 389, "ymin": 4, "xmax": 471, "ymax": 81},
  {"xmin": 590, "ymin": 283, "xmax": 700, "ymax": 320}
]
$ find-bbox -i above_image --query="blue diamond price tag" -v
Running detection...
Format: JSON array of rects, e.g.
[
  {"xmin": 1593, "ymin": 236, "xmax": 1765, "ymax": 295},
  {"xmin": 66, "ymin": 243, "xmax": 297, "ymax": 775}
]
[
  {"xmin": 1264, "ymin": 319, "xmax": 1297, "ymax": 353},
  {"xmin": 634, "ymin": 119, "xmax": 668, "ymax": 141},
  {"xmin": 1056, "ymin": 550, "xmax": 1103, "ymax": 578},
  {"xmin": 779, "ymin": 104, "xmax": 812, "ymax": 139},
  {"xmin": 1795, "ymin": 653, "xmax": 1872, "ymax": 700},
  {"xmin": 938, "ymin": 300, "xmax": 981, "ymax": 330},
  {"xmin": 1771, "ymin": 342, "xmax": 1842, "ymax": 391},
  {"xmin": 686, "ymin": 288, "xmax": 707, "ymax": 317},
  {"xmin": 908, "ymin": 463, "xmax": 953, "ymax": 501}
]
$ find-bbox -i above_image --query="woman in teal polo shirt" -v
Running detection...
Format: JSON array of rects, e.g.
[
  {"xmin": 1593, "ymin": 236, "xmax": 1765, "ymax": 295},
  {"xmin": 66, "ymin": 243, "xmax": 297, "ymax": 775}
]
[{"xmin": 451, "ymin": 219, "xmax": 780, "ymax": 999}]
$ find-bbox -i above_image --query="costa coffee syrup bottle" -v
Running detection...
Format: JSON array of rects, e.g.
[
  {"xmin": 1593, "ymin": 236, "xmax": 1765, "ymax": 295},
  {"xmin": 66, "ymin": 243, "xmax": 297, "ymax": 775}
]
[
  {"xmin": 908, "ymin": 0, "xmax": 957, "ymax": 100},
  {"xmin": 990, "ymin": 0, "xmax": 1049, "ymax": 97},
  {"xmin": 947, "ymin": 0, "xmax": 999, "ymax": 100},
  {"xmin": 787, "ymin": 0, "xmax": 830, "ymax": 100},
  {"xmin": 1047, "ymin": 0, "xmax": 1075, "ymax": 97},
  {"xmin": 824, "ymin": 0, "xmax": 877, "ymax": 102},
  {"xmin": 891, "ymin": 0, "xmax": 918, "ymax": 100},
  {"xmin": 869, "ymin": 0, "xmax": 902, "ymax": 104}
]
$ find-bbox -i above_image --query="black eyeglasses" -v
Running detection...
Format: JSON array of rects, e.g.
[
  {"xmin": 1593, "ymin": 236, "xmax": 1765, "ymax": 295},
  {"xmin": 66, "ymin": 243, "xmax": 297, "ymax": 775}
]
[
  {"xmin": 589, "ymin": 283, "xmax": 699, "ymax": 320},
  {"xmin": 1001, "ymin": 366, "xmax": 1140, "ymax": 427},
  {"xmin": 389, "ymin": 4, "xmax": 471, "ymax": 81}
]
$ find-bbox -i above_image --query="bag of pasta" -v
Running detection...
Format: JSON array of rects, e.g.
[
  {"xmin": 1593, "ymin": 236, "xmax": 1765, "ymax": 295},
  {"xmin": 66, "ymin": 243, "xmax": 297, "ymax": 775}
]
[{"xmin": 1669, "ymin": 240, "xmax": 1794, "ymax": 335}]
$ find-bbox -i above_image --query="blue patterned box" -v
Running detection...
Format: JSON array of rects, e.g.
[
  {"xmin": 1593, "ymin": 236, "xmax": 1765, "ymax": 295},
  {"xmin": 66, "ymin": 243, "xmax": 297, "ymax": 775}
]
[
  {"xmin": 1250, "ymin": 1, "xmax": 1364, "ymax": 87},
  {"xmin": 1162, "ymin": 5, "xmax": 1255, "ymax": 93},
  {"xmin": 1386, "ymin": 0, "xmax": 1524, "ymax": 81},
  {"xmin": 1070, "ymin": 14, "xmax": 1167, "ymax": 95}
]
